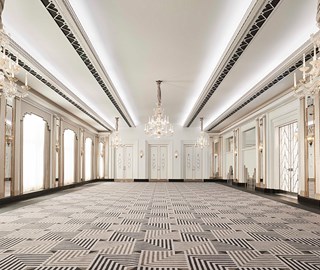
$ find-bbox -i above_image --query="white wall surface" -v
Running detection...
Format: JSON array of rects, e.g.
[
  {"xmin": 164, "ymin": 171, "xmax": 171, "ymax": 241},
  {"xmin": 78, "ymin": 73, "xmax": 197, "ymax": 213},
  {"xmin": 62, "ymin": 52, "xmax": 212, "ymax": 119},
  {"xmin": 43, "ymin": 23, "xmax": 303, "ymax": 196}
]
[{"xmin": 109, "ymin": 124, "xmax": 211, "ymax": 179}]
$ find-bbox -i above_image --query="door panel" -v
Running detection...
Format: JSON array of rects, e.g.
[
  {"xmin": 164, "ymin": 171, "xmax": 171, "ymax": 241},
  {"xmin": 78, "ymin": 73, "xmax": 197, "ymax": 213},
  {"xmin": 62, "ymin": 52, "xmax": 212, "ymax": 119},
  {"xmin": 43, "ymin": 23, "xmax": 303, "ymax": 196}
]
[
  {"xmin": 279, "ymin": 122, "xmax": 298, "ymax": 192},
  {"xmin": 115, "ymin": 148, "xmax": 124, "ymax": 179},
  {"xmin": 125, "ymin": 146, "xmax": 133, "ymax": 179},
  {"xmin": 160, "ymin": 146, "xmax": 168, "ymax": 179},
  {"xmin": 150, "ymin": 146, "xmax": 158, "ymax": 179},
  {"xmin": 115, "ymin": 145, "xmax": 134, "ymax": 179},
  {"xmin": 184, "ymin": 144, "xmax": 202, "ymax": 180},
  {"xmin": 185, "ymin": 145, "xmax": 193, "ymax": 179},
  {"xmin": 149, "ymin": 145, "xmax": 168, "ymax": 180},
  {"xmin": 194, "ymin": 147, "xmax": 202, "ymax": 179}
]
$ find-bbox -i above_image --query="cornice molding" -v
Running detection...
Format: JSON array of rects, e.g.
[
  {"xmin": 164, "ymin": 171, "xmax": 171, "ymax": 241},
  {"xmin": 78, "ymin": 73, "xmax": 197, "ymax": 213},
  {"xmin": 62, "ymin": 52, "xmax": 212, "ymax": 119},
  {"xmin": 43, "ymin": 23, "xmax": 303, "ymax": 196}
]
[
  {"xmin": 207, "ymin": 45, "xmax": 316, "ymax": 132},
  {"xmin": 185, "ymin": 0, "xmax": 281, "ymax": 127},
  {"xmin": 8, "ymin": 38, "xmax": 112, "ymax": 132},
  {"xmin": 40, "ymin": 0, "xmax": 135, "ymax": 127}
]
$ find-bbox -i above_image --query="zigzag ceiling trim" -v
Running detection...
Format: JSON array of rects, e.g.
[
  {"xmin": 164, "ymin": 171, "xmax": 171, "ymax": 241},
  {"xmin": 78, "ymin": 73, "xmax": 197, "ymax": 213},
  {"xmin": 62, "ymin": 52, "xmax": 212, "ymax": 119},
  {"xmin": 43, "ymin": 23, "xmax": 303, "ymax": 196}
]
[
  {"xmin": 186, "ymin": 0, "xmax": 281, "ymax": 127},
  {"xmin": 6, "ymin": 43, "xmax": 111, "ymax": 131},
  {"xmin": 208, "ymin": 49, "xmax": 315, "ymax": 131},
  {"xmin": 40, "ymin": 0, "xmax": 133, "ymax": 127}
]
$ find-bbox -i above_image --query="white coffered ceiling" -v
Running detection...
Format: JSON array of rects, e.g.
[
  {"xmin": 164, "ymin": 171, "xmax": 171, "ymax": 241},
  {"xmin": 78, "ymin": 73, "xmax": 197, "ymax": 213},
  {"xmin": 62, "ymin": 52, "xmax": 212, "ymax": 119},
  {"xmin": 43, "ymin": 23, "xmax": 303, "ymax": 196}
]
[{"xmin": 2, "ymin": 0, "xmax": 318, "ymax": 132}]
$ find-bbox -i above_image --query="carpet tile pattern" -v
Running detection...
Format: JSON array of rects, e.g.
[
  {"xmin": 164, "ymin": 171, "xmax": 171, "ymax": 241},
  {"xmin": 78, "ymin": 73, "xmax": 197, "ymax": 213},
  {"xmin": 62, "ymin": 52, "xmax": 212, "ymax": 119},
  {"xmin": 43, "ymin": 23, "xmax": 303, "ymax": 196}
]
[{"xmin": 0, "ymin": 182, "xmax": 319, "ymax": 269}]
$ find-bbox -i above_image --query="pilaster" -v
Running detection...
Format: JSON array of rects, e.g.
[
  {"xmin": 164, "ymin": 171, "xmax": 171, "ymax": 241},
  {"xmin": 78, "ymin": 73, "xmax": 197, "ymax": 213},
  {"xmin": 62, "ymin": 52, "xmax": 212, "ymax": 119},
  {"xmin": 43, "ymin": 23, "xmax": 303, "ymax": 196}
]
[
  {"xmin": 298, "ymin": 96, "xmax": 307, "ymax": 196},
  {"xmin": 255, "ymin": 118, "xmax": 260, "ymax": 185},
  {"xmin": 12, "ymin": 97, "xmax": 21, "ymax": 195},
  {"xmin": 0, "ymin": 95, "xmax": 5, "ymax": 198},
  {"xmin": 314, "ymin": 92, "xmax": 320, "ymax": 199}
]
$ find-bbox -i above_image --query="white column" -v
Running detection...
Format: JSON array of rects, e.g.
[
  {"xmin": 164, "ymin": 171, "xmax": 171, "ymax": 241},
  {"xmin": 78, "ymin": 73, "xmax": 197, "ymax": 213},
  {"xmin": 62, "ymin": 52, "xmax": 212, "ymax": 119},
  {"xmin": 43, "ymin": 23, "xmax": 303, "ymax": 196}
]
[
  {"xmin": 13, "ymin": 97, "xmax": 22, "ymax": 195},
  {"xmin": 51, "ymin": 115, "xmax": 60, "ymax": 187},
  {"xmin": 238, "ymin": 128, "xmax": 243, "ymax": 182},
  {"xmin": 94, "ymin": 135, "xmax": 99, "ymax": 179},
  {"xmin": 233, "ymin": 129, "xmax": 237, "ymax": 181},
  {"xmin": 44, "ymin": 124, "xmax": 51, "ymax": 189},
  {"xmin": 314, "ymin": 92, "xmax": 320, "ymax": 199},
  {"xmin": 262, "ymin": 115, "xmax": 267, "ymax": 186},
  {"xmin": 80, "ymin": 129, "xmax": 85, "ymax": 181},
  {"xmin": 0, "ymin": 95, "xmax": 5, "ymax": 197},
  {"xmin": 298, "ymin": 96, "xmax": 307, "ymax": 196},
  {"xmin": 59, "ymin": 118, "xmax": 64, "ymax": 186},
  {"xmin": 218, "ymin": 136, "xmax": 223, "ymax": 178},
  {"xmin": 104, "ymin": 136, "xmax": 109, "ymax": 178},
  {"xmin": 75, "ymin": 129, "xmax": 80, "ymax": 183},
  {"xmin": 255, "ymin": 118, "xmax": 260, "ymax": 185}
]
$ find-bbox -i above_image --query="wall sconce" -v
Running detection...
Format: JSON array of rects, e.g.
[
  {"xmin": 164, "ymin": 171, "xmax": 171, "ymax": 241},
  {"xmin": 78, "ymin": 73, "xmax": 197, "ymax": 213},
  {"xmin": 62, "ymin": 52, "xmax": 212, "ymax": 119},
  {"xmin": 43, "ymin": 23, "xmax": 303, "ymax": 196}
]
[
  {"xmin": 140, "ymin": 150, "xmax": 144, "ymax": 158},
  {"xmin": 5, "ymin": 134, "xmax": 14, "ymax": 146},
  {"xmin": 259, "ymin": 144, "xmax": 263, "ymax": 152},
  {"xmin": 307, "ymin": 135, "xmax": 314, "ymax": 146},
  {"xmin": 55, "ymin": 142, "xmax": 60, "ymax": 152},
  {"xmin": 174, "ymin": 150, "xmax": 178, "ymax": 158},
  {"xmin": 234, "ymin": 150, "xmax": 237, "ymax": 156}
]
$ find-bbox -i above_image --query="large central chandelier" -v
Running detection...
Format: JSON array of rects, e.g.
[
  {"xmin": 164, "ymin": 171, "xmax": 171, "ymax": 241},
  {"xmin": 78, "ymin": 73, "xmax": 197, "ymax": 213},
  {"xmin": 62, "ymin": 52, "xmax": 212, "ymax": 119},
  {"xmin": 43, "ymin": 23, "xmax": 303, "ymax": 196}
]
[
  {"xmin": 195, "ymin": 117, "xmax": 209, "ymax": 149},
  {"xmin": 144, "ymin": 80, "xmax": 174, "ymax": 138},
  {"xmin": 111, "ymin": 117, "xmax": 123, "ymax": 148},
  {"xmin": 0, "ymin": 29, "xmax": 29, "ymax": 101}
]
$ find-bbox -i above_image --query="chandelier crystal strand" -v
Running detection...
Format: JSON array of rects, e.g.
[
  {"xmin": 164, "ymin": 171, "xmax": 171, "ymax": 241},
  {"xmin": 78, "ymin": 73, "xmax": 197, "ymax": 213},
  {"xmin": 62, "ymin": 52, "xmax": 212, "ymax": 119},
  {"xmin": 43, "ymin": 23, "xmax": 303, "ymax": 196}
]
[
  {"xmin": 144, "ymin": 80, "xmax": 174, "ymax": 138},
  {"xmin": 0, "ymin": 28, "xmax": 29, "ymax": 101},
  {"xmin": 195, "ymin": 117, "xmax": 209, "ymax": 149},
  {"xmin": 293, "ymin": 5, "xmax": 320, "ymax": 97},
  {"xmin": 111, "ymin": 117, "xmax": 123, "ymax": 148}
]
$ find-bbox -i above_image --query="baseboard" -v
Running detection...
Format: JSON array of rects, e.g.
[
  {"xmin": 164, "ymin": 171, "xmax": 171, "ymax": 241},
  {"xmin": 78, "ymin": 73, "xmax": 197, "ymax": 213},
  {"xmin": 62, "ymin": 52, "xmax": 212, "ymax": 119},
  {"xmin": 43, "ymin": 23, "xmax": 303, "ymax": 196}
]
[
  {"xmin": 184, "ymin": 179, "xmax": 203, "ymax": 182},
  {"xmin": 114, "ymin": 179, "xmax": 134, "ymax": 182},
  {"xmin": 149, "ymin": 179, "xmax": 168, "ymax": 182},
  {"xmin": 255, "ymin": 186, "xmax": 283, "ymax": 194},
  {"xmin": 134, "ymin": 179, "xmax": 149, "ymax": 182},
  {"xmin": 298, "ymin": 195, "xmax": 320, "ymax": 208},
  {"xmin": 94, "ymin": 179, "xmax": 114, "ymax": 182},
  {"xmin": 232, "ymin": 180, "xmax": 246, "ymax": 187},
  {"xmin": 0, "ymin": 179, "xmax": 100, "ymax": 206},
  {"xmin": 169, "ymin": 179, "xmax": 184, "ymax": 182},
  {"xmin": 204, "ymin": 178, "xmax": 226, "ymax": 182}
]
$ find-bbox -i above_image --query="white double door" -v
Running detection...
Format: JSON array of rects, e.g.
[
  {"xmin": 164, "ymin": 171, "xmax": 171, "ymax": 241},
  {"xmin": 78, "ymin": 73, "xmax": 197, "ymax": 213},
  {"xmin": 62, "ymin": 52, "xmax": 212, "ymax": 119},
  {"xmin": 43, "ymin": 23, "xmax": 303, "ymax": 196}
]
[
  {"xmin": 115, "ymin": 145, "xmax": 133, "ymax": 179},
  {"xmin": 149, "ymin": 145, "xmax": 168, "ymax": 180},
  {"xmin": 184, "ymin": 145, "xmax": 202, "ymax": 180}
]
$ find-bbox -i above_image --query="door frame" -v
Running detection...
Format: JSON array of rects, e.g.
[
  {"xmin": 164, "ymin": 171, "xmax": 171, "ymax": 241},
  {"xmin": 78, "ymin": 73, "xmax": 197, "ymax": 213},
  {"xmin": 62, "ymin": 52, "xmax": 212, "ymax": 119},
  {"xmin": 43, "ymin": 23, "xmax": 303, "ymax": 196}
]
[
  {"xmin": 278, "ymin": 121, "xmax": 299, "ymax": 193},
  {"xmin": 146, "ymin": 140, "xmax": 172, "ymax": 181}
]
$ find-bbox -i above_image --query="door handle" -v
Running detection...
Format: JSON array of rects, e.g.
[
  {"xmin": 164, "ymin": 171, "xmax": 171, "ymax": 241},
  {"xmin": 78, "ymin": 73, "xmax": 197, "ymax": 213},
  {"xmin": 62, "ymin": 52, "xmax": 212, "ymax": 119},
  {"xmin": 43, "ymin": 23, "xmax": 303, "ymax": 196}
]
[{"xmin": 287, "ymin": 168, "xmax": 293, "ymax": 172}]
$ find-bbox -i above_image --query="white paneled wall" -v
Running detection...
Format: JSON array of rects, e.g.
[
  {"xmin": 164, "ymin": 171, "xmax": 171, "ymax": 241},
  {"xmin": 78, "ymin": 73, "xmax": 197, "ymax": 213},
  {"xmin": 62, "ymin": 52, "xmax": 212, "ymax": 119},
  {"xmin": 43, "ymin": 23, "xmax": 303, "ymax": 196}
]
[
  {"xmin": 219, "ymin": 93, "xmax": 299, "ymax": 190},
  {"xmin": 109, "ymin": 125, "xmax": 211, "ymax": 180}
]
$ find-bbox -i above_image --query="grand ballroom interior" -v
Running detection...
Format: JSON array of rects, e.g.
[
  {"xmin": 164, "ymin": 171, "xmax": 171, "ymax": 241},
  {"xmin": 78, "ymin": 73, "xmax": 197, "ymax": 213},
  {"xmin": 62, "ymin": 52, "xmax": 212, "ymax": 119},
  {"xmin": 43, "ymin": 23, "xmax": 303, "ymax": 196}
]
[{"xmin": 0, "ymin": 0, "xmax": 320, "ymax": 269}]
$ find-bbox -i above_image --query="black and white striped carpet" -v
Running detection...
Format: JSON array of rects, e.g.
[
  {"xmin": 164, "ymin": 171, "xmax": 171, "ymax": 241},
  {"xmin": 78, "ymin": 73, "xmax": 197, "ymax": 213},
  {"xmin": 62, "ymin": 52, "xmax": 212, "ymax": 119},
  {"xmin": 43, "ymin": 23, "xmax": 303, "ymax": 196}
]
[{"xmin": 0, "ymin": 182, "xmax": 319, "ymax": 269}]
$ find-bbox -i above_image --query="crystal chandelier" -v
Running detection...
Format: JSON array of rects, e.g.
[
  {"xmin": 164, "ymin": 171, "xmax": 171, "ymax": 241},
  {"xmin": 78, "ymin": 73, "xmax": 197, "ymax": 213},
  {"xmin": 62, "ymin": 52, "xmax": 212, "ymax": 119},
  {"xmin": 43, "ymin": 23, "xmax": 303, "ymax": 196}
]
[
  {"xmin": 111, "ymin": 117, "xmax": 123, "ymax": 148},
  {"xmin": 144, "ymin": 80, "xmax": 174, "ymax": 138},
  {"xmin": 195, "ymin": 117, "xmax": 209, "ymax": 149},
  {"xmin": 292, "ymin": 5, "xmax": 320, "ymax": 97},
  {"xmin": 0, "ymin": 28, "xmax": 29, "ymax": 101}
]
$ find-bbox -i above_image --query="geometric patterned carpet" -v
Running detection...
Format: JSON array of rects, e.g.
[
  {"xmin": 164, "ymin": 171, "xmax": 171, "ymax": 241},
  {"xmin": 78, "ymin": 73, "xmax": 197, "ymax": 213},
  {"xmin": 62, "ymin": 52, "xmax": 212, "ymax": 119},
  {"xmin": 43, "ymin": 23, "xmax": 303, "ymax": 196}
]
[{"xmin": 0, "ymin": 182, "xmax": 319, "ymax": 270}]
